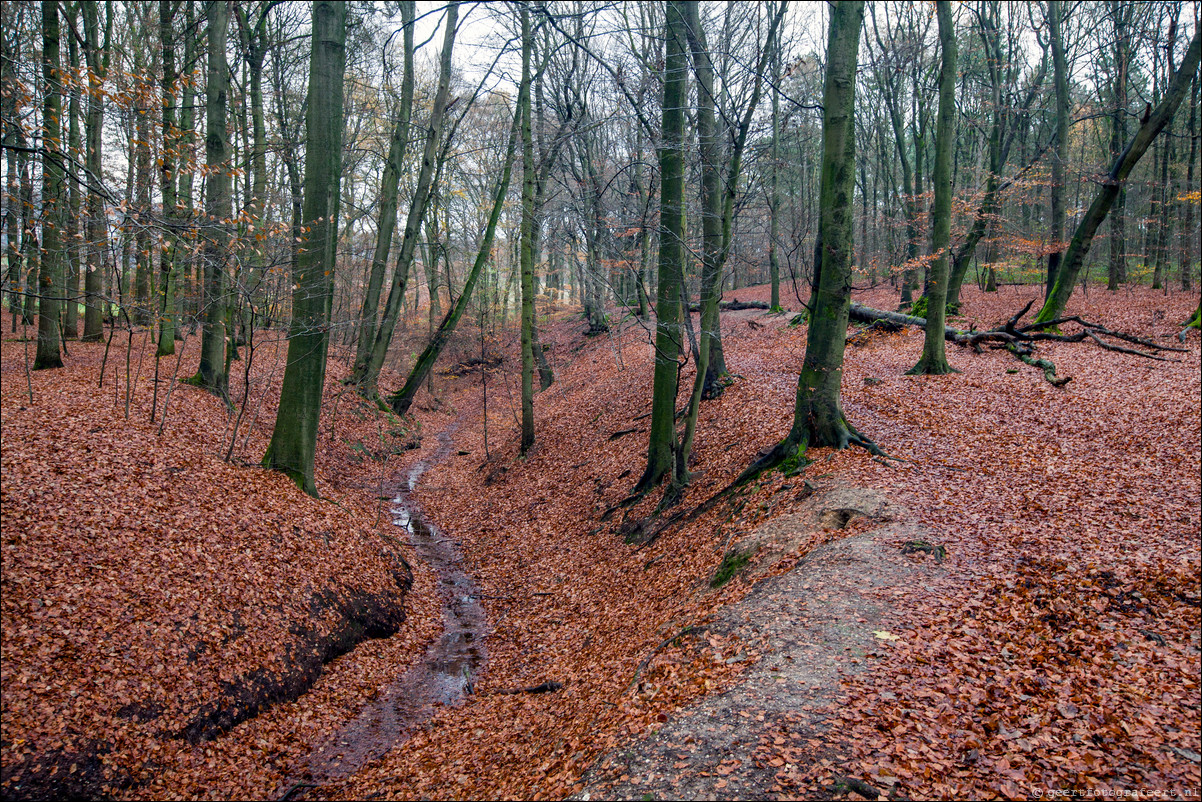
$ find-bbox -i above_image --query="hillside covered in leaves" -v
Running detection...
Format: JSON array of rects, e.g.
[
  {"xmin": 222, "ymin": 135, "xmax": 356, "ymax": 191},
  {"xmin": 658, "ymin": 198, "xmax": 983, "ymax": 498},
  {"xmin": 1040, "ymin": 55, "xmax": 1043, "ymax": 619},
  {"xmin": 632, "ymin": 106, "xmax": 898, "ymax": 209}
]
[{"xmin": 2, "ymin": 284, "xmax": 1198, "ymax": 800}]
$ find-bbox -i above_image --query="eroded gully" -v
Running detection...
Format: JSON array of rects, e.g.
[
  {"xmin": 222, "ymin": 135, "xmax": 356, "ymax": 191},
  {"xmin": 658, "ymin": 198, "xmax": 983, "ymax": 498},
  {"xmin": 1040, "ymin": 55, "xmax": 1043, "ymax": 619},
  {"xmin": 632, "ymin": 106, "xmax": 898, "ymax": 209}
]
[{"xmin": 284, "ymin": 429, "xmax": 486, "ymax": 795}]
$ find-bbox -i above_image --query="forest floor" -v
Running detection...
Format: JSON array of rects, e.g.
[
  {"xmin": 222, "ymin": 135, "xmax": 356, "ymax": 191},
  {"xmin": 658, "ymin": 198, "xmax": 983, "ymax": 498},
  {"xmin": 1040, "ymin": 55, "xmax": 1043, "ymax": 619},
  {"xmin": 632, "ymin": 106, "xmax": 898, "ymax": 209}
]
[{"xmin": 1, "ymin": 283, "xmax": 1199, "ymax": 801}]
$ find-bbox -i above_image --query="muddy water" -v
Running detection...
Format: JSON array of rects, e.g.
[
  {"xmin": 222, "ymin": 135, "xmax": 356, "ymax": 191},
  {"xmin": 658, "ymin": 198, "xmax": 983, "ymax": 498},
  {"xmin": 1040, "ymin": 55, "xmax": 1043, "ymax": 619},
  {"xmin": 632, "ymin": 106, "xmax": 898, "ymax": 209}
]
[{"xmin": 287, "ymin": 431, "xmax": 486, "ymax": 792}]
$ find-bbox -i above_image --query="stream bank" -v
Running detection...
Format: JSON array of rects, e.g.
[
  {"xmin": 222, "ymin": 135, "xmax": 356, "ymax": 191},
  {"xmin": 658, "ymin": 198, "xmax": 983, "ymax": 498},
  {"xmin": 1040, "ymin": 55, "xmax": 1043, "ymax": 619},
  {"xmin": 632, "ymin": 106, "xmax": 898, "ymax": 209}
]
[{"xmin": 283, "ymin": 429, "xmax": 487, "ymax": 796}]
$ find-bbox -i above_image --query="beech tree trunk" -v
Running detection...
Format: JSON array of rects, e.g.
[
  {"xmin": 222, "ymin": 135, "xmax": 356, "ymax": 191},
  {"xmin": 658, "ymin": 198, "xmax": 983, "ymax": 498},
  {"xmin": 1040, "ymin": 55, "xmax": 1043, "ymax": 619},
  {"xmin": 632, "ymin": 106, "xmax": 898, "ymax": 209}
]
[
  {"xmin": 156, "ymin": 0, "xmax": 178, "ymax": 356},
  {"xmin": 1108, "ymin": 0, "xmax": 1131, "ymax": 291},
  {"xmin": 909, "ymin": 0, "xmax": 956, "ymax": 375},
  {"xmin": 1036, "ymin": 27, "xmax": 1202, "ymax": 325},
  {"xmin": 263, "ymin": 0, "xmax": 347, "ymax": 496},
  {"xmin": 192, "ymin": 0, "xmax": 231, "ymax": 397},
  {"xmin": 519, "ymin": 2, "xmax": 536, "ymax": 455},
  {"xmin": 35, "ymin": 0, "xmax": 64, "ymax": 370},
  {"xmin": 388, "ymin": 101, "xmax": 521, "ymax": 418},
  {"xmin": 352, "ymin": 0, "xmax": 414, "ymax": 378},
  {"xmin": 1046, "ymin": 0, "xmax": 1069, "ymax": 298},
  {"xmin": 356, "ymin": 2, "xmax": 457, "ymax": 394},
  {"xmin": 80, "ymin": 1, "xmax": 109, "ymax": 342},
  {"xmin": 634, "ymin": 0, "xmax": 687, "ymax": 493},
  {"xmin": 740, "ymin": 0, "xmax": 868, "ymax": 485}
]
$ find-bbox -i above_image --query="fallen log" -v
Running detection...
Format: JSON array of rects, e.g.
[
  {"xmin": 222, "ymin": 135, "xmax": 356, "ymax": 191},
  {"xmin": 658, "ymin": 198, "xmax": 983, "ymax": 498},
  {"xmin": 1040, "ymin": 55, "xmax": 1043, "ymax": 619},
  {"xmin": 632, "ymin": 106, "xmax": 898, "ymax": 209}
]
[
  {"xmin": 496, "ymin": 681, "xmax": 563, "ymax": 695},
  {"xmin": 847, "ymin": 298, "xmax": 1180, "ymax": 386},
  {"xmin": 689, "ymin": 298, "xmax": 771, "ymax": 312}
]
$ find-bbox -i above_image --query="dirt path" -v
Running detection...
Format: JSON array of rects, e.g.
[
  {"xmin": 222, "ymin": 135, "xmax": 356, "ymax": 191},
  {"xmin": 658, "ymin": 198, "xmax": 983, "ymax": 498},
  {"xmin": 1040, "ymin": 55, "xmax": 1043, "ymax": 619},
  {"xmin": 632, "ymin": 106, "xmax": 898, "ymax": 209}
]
[{"xmin": 577, "ymin": 488, "xmax": 945, "ymax": 801}]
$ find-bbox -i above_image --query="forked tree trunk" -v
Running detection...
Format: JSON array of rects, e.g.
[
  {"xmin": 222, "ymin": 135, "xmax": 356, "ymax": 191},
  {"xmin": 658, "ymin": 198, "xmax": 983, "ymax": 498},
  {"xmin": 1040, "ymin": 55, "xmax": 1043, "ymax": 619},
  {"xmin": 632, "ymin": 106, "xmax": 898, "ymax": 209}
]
[
  {"xmin": 352, "ymin": 0, "xmax": 414, "ymax": 379},
  {"xmin": 356, "ymin": 2, "xmax": 458, "ymax": 394},
  {"xmin": 388, "ymin": 101, "xmax": 521, "ymax": 418}
]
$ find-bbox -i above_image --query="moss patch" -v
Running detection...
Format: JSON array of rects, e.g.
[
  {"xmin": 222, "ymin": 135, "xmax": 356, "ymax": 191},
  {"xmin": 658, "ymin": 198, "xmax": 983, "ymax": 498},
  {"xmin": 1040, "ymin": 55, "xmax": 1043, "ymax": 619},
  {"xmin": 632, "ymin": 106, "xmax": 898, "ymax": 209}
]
[{"xmin": 711, "ymin": 548, "xmax": 754, "ymax": 588}]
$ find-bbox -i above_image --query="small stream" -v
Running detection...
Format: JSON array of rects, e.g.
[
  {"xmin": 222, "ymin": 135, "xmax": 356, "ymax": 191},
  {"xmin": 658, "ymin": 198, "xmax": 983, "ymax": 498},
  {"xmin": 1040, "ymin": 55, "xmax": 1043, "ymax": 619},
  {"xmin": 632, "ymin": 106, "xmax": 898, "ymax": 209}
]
[{"xmin": 286, "ymin": 430, "xmax": 487, "ymax": 793}]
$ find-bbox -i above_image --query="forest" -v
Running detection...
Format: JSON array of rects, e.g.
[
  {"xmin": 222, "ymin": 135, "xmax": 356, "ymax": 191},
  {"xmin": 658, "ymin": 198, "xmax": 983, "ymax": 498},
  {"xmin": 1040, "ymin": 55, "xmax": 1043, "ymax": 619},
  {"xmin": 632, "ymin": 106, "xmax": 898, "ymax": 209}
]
[{"xmin": 1, "ymin": 0, "xmax": 1199, "ymax": 800}]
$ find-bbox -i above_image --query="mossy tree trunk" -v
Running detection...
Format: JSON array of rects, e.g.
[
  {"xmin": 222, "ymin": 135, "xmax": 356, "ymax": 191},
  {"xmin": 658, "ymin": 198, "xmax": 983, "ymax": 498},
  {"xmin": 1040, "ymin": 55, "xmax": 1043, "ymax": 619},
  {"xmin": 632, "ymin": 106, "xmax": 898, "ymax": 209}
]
[
  {"xmin": 263, "ymin": 0, "xmax": 347, "ymax": 497},
  {"xmin": 1045, "ymin": 0, "xmax": 1069, "ymax": 298},
  {"xmin": 192, "ymin": 0, "xmax": 230, "ymax": 397},
  {"xmin": 747, "ymin": 0, "xmax": 867, "ymax": 478},
  {"xmin": 34, "ymin": 0, "xmax": 64, "ymax": 370},
  {"xmin": 1036, "ymin": 27, "xmax": 1201, "ymax": 325},
  {"xmin": 388, "ymin": 100, "xmax": 521, "ymax": 418},
  {"xmin": 908, "ymin": 0, "xmax": 956, "ymax": 376},
  {"xmin": 519, "ymin": 2, "xmax": 536, "ymax": 455},
  {"xmin": 634, "ymin": 0, "xmax": 687, "ymax": 493},
  {"xmin": 351, "ymin": 0, "xmax": 414, "ymax": 380},
  {"xmin": 357, "ymin": 2, "xmax": 457, "ymax": 395}
]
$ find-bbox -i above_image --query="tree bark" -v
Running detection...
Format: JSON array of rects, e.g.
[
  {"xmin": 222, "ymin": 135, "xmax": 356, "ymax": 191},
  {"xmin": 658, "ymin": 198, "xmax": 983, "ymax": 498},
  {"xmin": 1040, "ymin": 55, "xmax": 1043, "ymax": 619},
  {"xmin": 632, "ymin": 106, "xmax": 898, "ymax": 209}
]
[
  {"xmin": 1107, "ymin": 0, "xmax": 1131, "ymax": 291},
  {"xmin": 192, "ymin": 0, "xmax": 231, "ymax": 397},
  {"xmin": 351, "ymin": 0, "xmax": 414, "ymax": 378},
  {"xmin": 519, "ymin": 2, "xmax": 536, "ymax": 454},
  {"xmin": 1035, "ymin": 27, "xmax": 1202, "ymax": 324},
  {"xmin": 35, "ymin": 0, "xmax": 64, "ymax": 370},
  {"xmin": 909, "ymin": 0, "xmax": 956, "ymax": 375},
  {"xmin": 80, "ymin": 1, "xmax": 109, "ymax": 342},
  {"xmin": 634, "ymin": 0, "xmax": 687, "ymax": 493},
  {"xmin": 740, "ymin": 0, "xmax": 869, "ymax": 486},
  {"xmin": 388, "ymin": 100, "xmax": 521, "ymax": 418},
  {"xmin": 263, "ymin": 0, "xmax": 347, "ymax": 496},
  {"xmin": 357, "ymin": 2, "xmax": 458, "ymax": 394},
  {"xmin": 1045, "ymin": 0, "xmax": 1069, "ymax": 298},
  {"xmin": 156, "ymin": 0, "xmax": 179, "ymax": 356}
]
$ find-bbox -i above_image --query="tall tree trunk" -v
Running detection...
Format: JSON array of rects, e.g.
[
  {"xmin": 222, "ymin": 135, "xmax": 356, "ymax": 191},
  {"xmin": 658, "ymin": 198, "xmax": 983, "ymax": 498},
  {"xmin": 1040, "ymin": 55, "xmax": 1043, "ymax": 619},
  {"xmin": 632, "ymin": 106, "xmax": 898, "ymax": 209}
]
[
  {"xmin": 133, "ymin": 18, "xmax": 154, "ymax": 327},
  {"xmin": 191, "ymin": 0, "xmax": 231, "ymax": 397},
  {"xmin": 1181, "ymin": 75, "xmax": 1198, "ymax": 292},
  {"xmin": 156, "ymin": 0, "xmax": 179, "ymax": 356},
  {"xmin": 634, "ymin": 0, "xmax": 687, "ymax": 493},
  {"xmin": 351, "ymin": 0, "xmax": 414, "ymax": 378},
  {"xmin": 1108, "ymin": 0, "xmax": 1130, "ymax": 291},
  {"xmin": 1153, "ymin": 12, "xmax": 1181, "ymax": 293},
  {"xmin": 81, "ymin": 1, "xmax": 109, "ymax": 341},
  {"xmin": 1036, "ymin": 28, "xmax": 1202, "ymax": 324},
  {"xmin": 1046, "ymin": 0, "xmax": 1069, "ymax": 298},
  {"xmin": 909, "ymin": 0, "xmax": 956, "ymax": 375},
  {"xmin": 263, "ymin": 0, "xmax": 347, "ymax": 496},
  {"xmin": 676, "ymin": 0, "xmax": 720, "ymax": 485},
  {"xmin": 177, "ymin": 0, "xmax": 196, "ymax": 333},
  {"xmin": 768, "ymin": 37, "xmax": 782, "ymax": 311},
  {"xmin": 35, "ymin": 0, "xmax": 64, "ymax": 370},
  {"xmin": 64, "ymin": 9, "xmax": 81, "ymax": 339},
  {"xmin": 519, "ymin": 2, "xmax": 536, "ymax": 454},
  {"xmin": 749, "ymin": 0, "xmax": 867, "ymax": 477},
  {"xmin": 3, "ymin": 20, "xmax": 24, "ymax": 327},
  {"xmin": 701, "ymin": 1, "xmax": 786, "ymax": 398},
  {"xmin": 234, "ymin": 2, "xmax": 274, "ymax": 343},
  {"xmin": 357, "ymin": 2, "xmax": 458, "ymax": 394},
  {"xmin": 388, "ymin": 99, "xmax": 521, "ymax": 418}
]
